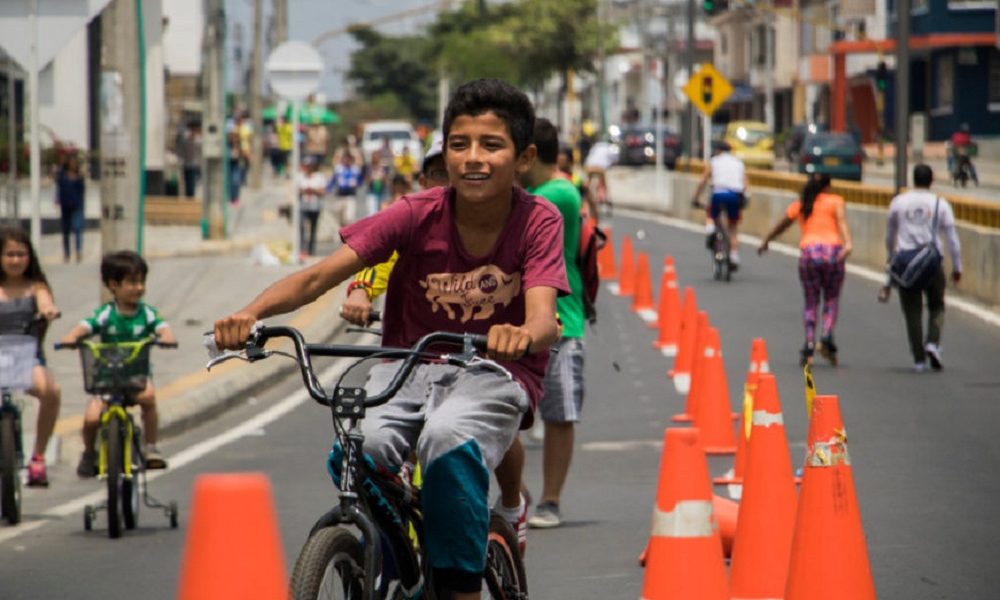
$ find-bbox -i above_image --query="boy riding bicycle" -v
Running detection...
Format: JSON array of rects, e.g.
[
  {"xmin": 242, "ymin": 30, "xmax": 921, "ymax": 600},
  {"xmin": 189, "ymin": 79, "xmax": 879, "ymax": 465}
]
[
  {"xmin": 214, "ymin": 79, "xmax": 566, "ymax": 599},
  {"xmin": 61, "ymin": 251, "xmax": 177, "ymax": 476}
]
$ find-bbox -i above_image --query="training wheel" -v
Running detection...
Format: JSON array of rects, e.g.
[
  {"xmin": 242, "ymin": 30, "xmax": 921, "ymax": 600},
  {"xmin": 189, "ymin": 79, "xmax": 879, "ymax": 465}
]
[
  {"xmin": 168, "ymin": 501, "xmax": 179, "ymax": 529},
  {"xmin": 83, "ymin": 506, "xmax": 93, "ymax": 531}
]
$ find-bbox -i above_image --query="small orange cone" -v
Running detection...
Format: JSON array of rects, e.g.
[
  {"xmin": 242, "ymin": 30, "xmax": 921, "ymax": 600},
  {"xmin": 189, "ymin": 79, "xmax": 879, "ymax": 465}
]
[
  {"xmin": 631, "ymin": 252, "xmax": 657, "ymax": 321},
  {"xmin": 713, "ymin": 338, "xmax": 769, "ymax": 486},
  {"xmin": 646, "ymin": 257, "xmax": 675, "ymax": 330},
  {"xmin": 785, "ymin": 395, "xmax": 876, "ymax": 600},
  {"xmin": 694, "ymin": 327, "xmax": 737, "ymax": 455},
  {"xmin": 729, "ymin": 373, "xmax": 798, "ymax": 599},
  {"xmin": 598, "ymin": 227, "xmax": 617, "ymax": 280},
  {"xmin": 639, "ymin": 428, "xmax": 729, "ymax": 600},
  {"xmin": 640, "ymin": 493, "xmax": 737, "ymax": 567},
  {"xmin": 672, "ymin": 311, "xmax": 708, "ymax": 423},
  {"xmin": 651, "ymin": 270, "xmax": 682, "ymax": 351},
  {"xmin": 669, "ymin": 287, "xmax": 699, "ymax": 393},
  {"xmin": 615, "ymin": 235, "xmax": 636, "ymax": 297},
  {"xmin": 178, "ymin": 473, "xmax": 288, "ymax": 600}
]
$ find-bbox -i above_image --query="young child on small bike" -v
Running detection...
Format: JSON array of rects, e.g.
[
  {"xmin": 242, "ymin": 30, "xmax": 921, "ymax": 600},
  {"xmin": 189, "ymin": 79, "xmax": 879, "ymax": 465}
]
[
  {"xmin": 0, "ymin": 227, "xmax": 62, "ymax": 487},
  {"xmin": 215, "ymin": 79, "xmax": 566, "ymax": 600},
  {"xmin": 61, "ymin": 251, "xmax": 176, "ymax": 476}
]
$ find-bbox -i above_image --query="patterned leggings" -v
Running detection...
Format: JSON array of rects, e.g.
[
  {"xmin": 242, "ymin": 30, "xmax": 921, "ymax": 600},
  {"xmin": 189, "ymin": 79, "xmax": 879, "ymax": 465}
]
[{"xmin": 798, "ymin": 244, "xmax": 846, "ymax": 344}]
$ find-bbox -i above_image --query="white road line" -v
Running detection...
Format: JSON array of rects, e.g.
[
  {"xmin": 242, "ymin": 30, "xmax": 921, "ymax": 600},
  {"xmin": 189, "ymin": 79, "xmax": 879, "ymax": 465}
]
[
  {"xmin": 616, "ymin": 207, "xmax": 1000, "ymax": 329},
  {"xmin": 0, "ymin": 357, "xmax": 352, "ymax": 545}
]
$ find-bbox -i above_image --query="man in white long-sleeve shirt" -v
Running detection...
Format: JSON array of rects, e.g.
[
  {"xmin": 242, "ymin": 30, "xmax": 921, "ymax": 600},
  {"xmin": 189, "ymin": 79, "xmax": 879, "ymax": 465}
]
[{"xmin": 883, "ymin": 164, "xmax": 963, "ymax": 372}]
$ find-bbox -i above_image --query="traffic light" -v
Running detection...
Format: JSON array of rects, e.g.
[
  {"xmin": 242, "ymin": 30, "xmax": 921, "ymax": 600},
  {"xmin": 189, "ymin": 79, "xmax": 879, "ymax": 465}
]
[
  {"xmin": 702, "ymin": 0, "xmax": 729, "ymax": 16},
  {"xmin": 875, "ymin": 61, "xmax": 888, "ymax": 92},
  {"xmin": 702, "ymin": 74, "xmax": 714, "ymax": 107}
]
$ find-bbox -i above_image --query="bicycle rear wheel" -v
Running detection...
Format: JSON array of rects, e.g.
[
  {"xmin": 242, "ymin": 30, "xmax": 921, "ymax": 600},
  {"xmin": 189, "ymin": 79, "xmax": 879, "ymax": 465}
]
[
  {"xmin": 106, "ymin": 418, "xmax": 124, "ymax": 539},
  {"xmin": 483, "ymin": 512, "xmax": 528, "ymax": 599},
  {"xmin": 0, "ymin": 412, "xmax": 21, "ymax": 525},
  {"xmin": 290, "ymin": 526, "xmax": 367, "ymax": 600}
]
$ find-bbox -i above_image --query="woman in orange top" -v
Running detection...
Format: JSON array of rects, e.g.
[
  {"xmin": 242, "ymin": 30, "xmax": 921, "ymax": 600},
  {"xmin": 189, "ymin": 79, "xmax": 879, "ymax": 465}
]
[{"xmin": 758, "ymin": 173, "xmax": 852, "ymax": 366}]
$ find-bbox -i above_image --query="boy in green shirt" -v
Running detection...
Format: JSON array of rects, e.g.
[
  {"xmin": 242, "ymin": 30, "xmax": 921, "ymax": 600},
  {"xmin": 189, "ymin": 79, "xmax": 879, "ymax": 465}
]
[
  {"xmin": 519, "ymin": 118, "xmax": 586, "ymax": 528},
  {"xmin": 61, "ymin": 251, "xmax": 177, "ymax": 475}
]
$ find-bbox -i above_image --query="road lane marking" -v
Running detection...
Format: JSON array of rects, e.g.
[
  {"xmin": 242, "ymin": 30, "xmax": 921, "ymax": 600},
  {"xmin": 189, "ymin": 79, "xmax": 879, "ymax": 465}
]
[
  {"xmin": 0, "ymin": 357, "xmax": 352, "ymax": 545},
  {"xmin": 616, "ymin": 208, "xmax": 1000, "ymax": 329}
]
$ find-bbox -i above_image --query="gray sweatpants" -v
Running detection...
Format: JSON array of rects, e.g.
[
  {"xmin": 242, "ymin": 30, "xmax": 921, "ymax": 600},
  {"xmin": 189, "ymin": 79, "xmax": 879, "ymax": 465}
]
[{"xmin": 361, "ymin": 361, "xmax": 528, "ymax": 591}]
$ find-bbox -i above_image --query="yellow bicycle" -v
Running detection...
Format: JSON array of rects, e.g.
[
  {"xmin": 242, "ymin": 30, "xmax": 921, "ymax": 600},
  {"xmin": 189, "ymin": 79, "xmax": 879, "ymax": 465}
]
[{"xmin": 56, "ymin": 337, "xmax": 178, "ymax": 539}]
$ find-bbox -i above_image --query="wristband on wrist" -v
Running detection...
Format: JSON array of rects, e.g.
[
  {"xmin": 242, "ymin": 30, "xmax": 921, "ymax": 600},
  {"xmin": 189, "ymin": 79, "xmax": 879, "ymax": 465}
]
[{"xmin": 346, "ymin": 280, "xmax": 373, "ymax": 300}]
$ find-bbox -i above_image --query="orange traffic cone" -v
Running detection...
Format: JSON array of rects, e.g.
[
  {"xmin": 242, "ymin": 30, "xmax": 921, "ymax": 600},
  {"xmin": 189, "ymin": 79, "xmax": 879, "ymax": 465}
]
[
  {"xmin": 640, "ymin": 493, "xmax": 737, "ymax": 567},
  {"xmin": 615, "ymin": 235, "xmax": 635, "ymax": 297},
  {"xmin": 631, "ymin": 252, "xmax": 657, "ymax": 321},
  {"xmin": 729, "ymin": 373, "xmax": 798, "ymax": 599},
  {"xmin": 669, "ymin": 287, "xmax": 699, "ymax": 393},
  {"xmin": 646, "ymin": 257, "xmax": 675, "ymax": 330},
  {"xmin": 713, "ymin": 338, "xmax": 769, "ymax": 486},
  {"xmin": 598, "ymin": 227, "xmax": 617, "ymax": 280},
  {"xmin": 178, "ymin": 473, "xmax": 288, "ymax": 600},
  {"xmin": 651, "ymin": 270, "xmax": 682, "ymax": 352},
  {"xmin": 639, "ymin": 428, "xmax": 729, "ymax": 600},
  {"xmin": 694, "ymin": 327, "xmax": 737, "ymax": 455},
  {"xmin": 785, "ymin": 395, "xmax": 876, "ymax": 600},
  {"xmin": 672, "ymin": 311, "xmax": 708, "ymax": 423}
]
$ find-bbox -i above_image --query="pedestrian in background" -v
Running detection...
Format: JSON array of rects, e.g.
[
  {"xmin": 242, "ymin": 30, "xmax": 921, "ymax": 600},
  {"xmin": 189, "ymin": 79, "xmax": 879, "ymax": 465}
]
[
  {"xmin": 55, "ymin": 154, "xmax": 86, "ymax": 264},
  {"xmin": 758, "ymin": 173, "xmax": 852, "ymax": 366},
  {"xmin": 276, "ymin": 116, "xmax": 293, "ymax": 177},
  {"xmin": 227, "ymin": 129, "xmax": 244, "ymax": 205},
  {"xmin": 881, "ymin": 164, "xmax": 963, "ymax": 372},
  {"xmin": 328, "ymin": 151, "xmax": 362, "ymax": 227},
  {"xmin": 178, "ymin": 121, "xmax": 201, "ymax": 198},
  {"xmin": 297, "ymin": 157, "xmax": 326, "ymax": 259}
]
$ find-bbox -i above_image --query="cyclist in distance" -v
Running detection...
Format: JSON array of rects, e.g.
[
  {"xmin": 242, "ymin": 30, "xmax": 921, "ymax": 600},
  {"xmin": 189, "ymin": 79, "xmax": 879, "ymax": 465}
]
[
  {"xmin": 214, "ymin": 78, "xmax": 567, "ymax": 600},
  {"xmin": 0, "ymin": 226, "xmax": 62, "ymax": 487},
  {"xmin": 691, "ymin": 141, "xmax": 750, "ymax": 267}
]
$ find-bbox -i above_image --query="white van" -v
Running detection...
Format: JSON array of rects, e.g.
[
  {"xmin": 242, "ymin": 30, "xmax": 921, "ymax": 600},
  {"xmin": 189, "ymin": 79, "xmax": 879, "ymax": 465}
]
[{"xmin": 360, "ymin": 121, "xmax": 423, "ymax": 167}]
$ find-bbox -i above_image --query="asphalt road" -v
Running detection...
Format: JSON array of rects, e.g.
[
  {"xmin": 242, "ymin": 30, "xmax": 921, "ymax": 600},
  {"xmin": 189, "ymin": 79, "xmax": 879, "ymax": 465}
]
[{"xmin": 2, "ymin": 212, "xmax": 999, "ymax": 599}]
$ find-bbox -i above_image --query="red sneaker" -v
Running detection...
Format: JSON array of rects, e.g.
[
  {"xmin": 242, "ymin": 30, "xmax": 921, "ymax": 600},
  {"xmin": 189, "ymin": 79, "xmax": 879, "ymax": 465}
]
[{"xmin": 27, "ymin": 454, "xmax": 49, "ymax": 487}]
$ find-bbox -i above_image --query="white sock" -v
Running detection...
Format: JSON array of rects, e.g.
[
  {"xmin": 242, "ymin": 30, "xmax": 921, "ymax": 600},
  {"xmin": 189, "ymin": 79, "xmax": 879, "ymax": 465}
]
[{"xmin": 496, "ymin": 494, "xmax": 525, "ymax": 523}]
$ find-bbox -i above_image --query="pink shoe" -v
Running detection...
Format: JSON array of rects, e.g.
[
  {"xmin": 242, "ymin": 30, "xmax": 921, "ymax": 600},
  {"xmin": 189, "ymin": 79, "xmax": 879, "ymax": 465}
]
[{"xmin": 27, "ymin": 454, "xmax": 49, "ymax": 487}]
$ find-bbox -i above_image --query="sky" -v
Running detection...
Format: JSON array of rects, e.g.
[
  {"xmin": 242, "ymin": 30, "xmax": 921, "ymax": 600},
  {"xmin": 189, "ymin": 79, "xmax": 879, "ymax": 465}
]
[{"xmin": 226, "ymin": 0, "xmax": 442, "ymax": 102}]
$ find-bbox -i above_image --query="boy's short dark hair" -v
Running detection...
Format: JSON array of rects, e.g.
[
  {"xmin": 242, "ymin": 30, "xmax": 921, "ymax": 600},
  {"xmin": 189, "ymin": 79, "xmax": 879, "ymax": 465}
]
[
  {"xmin": 913, "ymin": 164, "xmax": 934, "ymax": 188},
  {"xmin": 442, "ymin": 79, "xmax": 535, "ymax": 156},
  {"xmin": 533, "ymin": 118, "xmax": 560, "ymax": 164},
  {"xmin": 101, "ymin": 250, "xmax": 148, "ymax": 286}
]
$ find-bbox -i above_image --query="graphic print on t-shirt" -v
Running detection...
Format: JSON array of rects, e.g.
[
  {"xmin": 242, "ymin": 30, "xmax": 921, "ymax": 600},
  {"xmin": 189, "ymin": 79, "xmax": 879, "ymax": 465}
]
[{"xmin": 420, "ymin": 265, "xmax": 522, "ymax": 323}]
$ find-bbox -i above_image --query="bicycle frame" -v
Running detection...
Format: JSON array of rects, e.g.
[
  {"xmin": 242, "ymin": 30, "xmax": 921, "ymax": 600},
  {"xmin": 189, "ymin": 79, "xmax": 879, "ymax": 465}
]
[{"xmin": 98, "ymin": 404, "xmax": 134, "ymax": 480}]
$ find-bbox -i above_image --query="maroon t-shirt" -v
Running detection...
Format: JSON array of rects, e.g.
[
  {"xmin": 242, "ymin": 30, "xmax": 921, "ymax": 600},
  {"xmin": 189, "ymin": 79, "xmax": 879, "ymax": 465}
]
[{"xmin": 341, "ymin": 185, "xmax": 569, "ymax": 408}]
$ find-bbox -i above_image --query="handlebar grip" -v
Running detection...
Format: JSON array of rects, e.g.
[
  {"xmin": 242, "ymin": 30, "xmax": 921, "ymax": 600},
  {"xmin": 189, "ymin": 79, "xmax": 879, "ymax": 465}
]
[
  {"xmin": 157, "ymin": 342, "xmax": 179, "ymax": 349},
  {"xmin": 53, "ymin": 342, "xmax": 77, "ymax": 350},
  {"xmin": 469, "ymin": 334, "xmax": 488, "ymax": 352},
  {"xmin": 368, "ymin": 310, "xmax": 382, "ymax": 324}
]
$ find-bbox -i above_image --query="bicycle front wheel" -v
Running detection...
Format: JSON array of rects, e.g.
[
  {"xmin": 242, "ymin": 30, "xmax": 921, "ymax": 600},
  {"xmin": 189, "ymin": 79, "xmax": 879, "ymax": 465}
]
[
  {"xmin": 0, "ymin": 412, "xmax": 21, "ymax": 525},
  {"xmin": 483, "ymin": 512, "xmax": 528, "ymax": 599},
  {"xmin": 290, "ymin": 526, "xmax": 367, "ymax": 600},
  {"xmin": 105, "ymin": 417, "xmax": 124, "ymax": 539},
  {"xmin": 122, "ymin": 426, "xmax": 140, "ymax": 530}
]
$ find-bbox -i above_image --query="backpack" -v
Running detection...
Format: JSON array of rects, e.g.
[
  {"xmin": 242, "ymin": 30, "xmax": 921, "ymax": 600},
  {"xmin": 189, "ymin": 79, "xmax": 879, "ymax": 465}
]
[
  {"xmin": 889, "ymin": 197, "xmax": 943, "ymax": 290},
  {"xmin": 578, "ymin": 214, "xmax": 607, "ymax": 325}
]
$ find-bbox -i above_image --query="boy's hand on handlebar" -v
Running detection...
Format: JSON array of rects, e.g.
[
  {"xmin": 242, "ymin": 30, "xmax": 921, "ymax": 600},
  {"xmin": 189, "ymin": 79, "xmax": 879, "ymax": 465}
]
[
  {"xmin": 340, "ymin": 289, "xmax": 373, "ymax": 326},
  {"xmin": 486, "ymin": 324, "xmax": 532, "ymax": 362},
  {"xmin": 213, "ymin": 311, "xmax": 259, "ymax": 350}
]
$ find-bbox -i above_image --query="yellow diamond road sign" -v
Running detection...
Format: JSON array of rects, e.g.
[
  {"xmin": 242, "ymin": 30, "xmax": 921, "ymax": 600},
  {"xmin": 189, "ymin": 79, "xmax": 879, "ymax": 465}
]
[{"xmin": 683, "ymin": 63, "xmax": 733, "ymax": 117}]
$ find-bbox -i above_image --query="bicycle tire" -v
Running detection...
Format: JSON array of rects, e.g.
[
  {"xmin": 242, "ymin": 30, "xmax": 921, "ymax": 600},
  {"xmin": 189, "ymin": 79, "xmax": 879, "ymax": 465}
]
[
  {"xmin": 0, "ymin": 413, "xmax": 21, "ymax": 525},
  {"xmin": 484, "ymin": 512, "xmax": 528, "ymax": 599},
  {"xmin": 290, "ymin": 526, "xmax": 367, "ymax": 600},
  {"xmin": 106, "ymin": 417, "xmax": 123, "ymax": 539},
  {"xmin": 122, "ymin": 427, "xmax": 140, "ymax": 530}
]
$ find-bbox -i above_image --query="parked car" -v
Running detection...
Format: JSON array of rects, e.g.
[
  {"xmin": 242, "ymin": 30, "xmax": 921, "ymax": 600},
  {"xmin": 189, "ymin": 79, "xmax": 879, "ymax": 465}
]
[
  {"xmin": 796, "ymin": 132, "xmax": 863, "ymax": 182},
  {"xmin": 616, "ymin": 126, "xmax": 683, "ymax": 168},
  {"xmin": 724, "ymin": 120, "xmax": 775, "ymax": 169},
  {"xmin": 784, "ymin": 122, "xmax": 827, "ymax": 164},
  {"xmin": 360, "ymin": 120, "xmax": 423, "ymax": 167}
]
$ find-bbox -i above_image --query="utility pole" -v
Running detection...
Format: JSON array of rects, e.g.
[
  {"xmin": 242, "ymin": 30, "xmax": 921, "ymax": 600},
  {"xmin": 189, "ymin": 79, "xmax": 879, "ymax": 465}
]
[
  {"xmin": 98, "ymin": 0, "xmax": 144, "ymax": 255},
  {"xmin": 272, "ymin": 0, "xmax": 288, "ymax": 45},
  {"xmin": 6, "ymin": 58, "xmax": 18, "ymax": 220},
  {"xmin": 685, "ymin": 0, "xmax": 695, "ymax": 160},
  {"xmin": 202, "ymin": 0, "xmax": 227, "ymax": 239},
  {"xmin": 248, "ymin": 0, "xmax": 264, "ymax": 190},
  {"xmin": 596, "ymin": 0, "xmax": 609, "ymax": 137},
  {"xmin": 28, "ymin": 0, "xmax": 40, "ymax": 246},
  {"xmin": 894, "ymin": 0, "xmax": 910, "ymax": 193},
  {"xmin": 764, "ymin": 8, "xmax": 775, "ymax": 132}
]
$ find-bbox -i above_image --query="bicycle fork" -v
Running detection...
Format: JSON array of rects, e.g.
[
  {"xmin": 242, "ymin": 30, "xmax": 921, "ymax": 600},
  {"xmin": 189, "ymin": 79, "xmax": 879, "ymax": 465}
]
[{"xmin": 98, "ymin": 406, "xmax": 134, "ymax": 480}]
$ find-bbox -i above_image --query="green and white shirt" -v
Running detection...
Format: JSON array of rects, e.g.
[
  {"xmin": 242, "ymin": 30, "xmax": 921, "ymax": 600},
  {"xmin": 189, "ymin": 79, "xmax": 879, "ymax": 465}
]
[{"xmin": 81, "ymin": 302, "xmax": 168, "ymax": 343}]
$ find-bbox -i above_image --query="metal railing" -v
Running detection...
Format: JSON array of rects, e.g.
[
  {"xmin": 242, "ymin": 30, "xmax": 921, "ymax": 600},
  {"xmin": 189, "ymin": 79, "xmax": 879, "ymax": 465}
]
[{"xmin": 675, "ymin": 159, "xmax": 1000, "ymax": 229}]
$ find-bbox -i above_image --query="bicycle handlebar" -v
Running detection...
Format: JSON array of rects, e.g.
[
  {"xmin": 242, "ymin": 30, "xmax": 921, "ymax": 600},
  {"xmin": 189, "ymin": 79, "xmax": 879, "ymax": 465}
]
[
  {"xmin": 206, "ymin": 323, "xmax": 492, "ymax": 409},
  {"xmin": 54, "ymin": 337, "xmax": 178, "ymax": 351}
]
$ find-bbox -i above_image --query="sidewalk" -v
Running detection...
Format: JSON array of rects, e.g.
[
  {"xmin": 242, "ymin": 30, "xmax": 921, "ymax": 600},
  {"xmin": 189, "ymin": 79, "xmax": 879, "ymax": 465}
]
[{"xmin": 19, "ymin": 174, "xmax": 352, "ymax": 472}]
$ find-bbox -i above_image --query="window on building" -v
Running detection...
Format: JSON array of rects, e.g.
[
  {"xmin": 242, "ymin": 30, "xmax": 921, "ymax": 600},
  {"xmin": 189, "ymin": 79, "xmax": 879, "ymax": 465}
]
[
  {"xmin": 934, "ymin": 53, "xmax": 954, "ymax": 113},
  {"xmin": 990, "ymin": 49, "xmax": 1000, "ymax": 110},
  {"xmin": 948, "ymin": 1, "xmax": 996, "ymax": 9}
]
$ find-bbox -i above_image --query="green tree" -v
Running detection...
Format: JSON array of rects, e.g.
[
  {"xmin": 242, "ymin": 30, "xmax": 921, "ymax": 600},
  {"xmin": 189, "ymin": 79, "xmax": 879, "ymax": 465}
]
[{"xmin": 346, "ymin": 26, "xmax": 438, "ymax": 121}]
